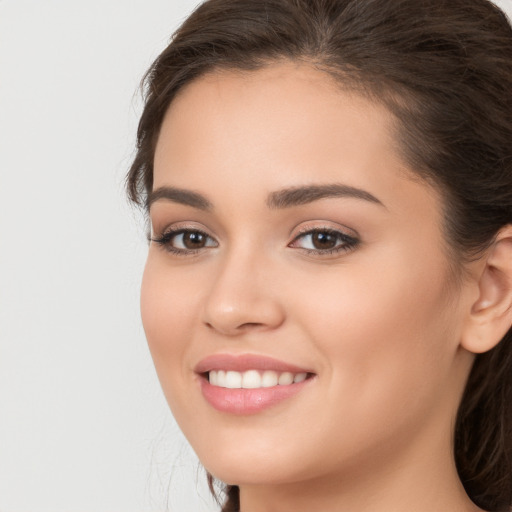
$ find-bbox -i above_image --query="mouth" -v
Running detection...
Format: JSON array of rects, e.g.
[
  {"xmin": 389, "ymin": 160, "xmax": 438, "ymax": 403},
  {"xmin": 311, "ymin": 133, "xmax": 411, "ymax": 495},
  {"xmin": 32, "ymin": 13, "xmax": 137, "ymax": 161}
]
[
  {"xmin": 195, "ymin": 354, "xmax": 316, "ymax": 414},
  {"xmin": 206, "ymin": 369, "xmax": 311, "ymax": 389}
]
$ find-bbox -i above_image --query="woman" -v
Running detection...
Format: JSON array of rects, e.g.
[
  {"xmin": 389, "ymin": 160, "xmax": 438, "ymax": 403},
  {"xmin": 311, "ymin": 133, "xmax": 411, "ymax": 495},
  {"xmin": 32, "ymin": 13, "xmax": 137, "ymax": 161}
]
[{"xmin": 127, "ymin": 0, "xmax": 512, "ymax": 511}]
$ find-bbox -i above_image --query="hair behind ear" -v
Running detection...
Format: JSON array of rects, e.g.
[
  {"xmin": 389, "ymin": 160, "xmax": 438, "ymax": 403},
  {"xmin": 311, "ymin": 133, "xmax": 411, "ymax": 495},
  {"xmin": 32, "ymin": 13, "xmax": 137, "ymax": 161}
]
[
  {"xmin": 455, "ymin": 228, "xmax": 512, "ymax": 510},
  {"xmin": 455, "ymin": 330, "xmax": 512, "ymax": 511}
]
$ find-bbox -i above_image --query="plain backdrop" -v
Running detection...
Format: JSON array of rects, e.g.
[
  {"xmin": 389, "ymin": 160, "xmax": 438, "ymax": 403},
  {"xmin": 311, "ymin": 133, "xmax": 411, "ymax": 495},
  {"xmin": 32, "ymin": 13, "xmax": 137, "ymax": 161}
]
[
  {"xmin": 0, "ymin": 1, "xmax": 216, "ymax": 511},
  {"xmin": 0, "ymin": 1, "xmax": 511, "ymax": 511}
]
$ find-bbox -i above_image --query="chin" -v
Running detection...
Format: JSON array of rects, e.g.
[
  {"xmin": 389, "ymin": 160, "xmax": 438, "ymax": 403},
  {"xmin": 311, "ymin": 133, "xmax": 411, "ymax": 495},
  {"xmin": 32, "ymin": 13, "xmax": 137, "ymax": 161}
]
[
  {"xmin": 205, "ymin": 456, "xmax": 307, "ymax": 487},
  {"xmin": 187, "ymin": 426, "xmax": 328, "ymax": 487}
]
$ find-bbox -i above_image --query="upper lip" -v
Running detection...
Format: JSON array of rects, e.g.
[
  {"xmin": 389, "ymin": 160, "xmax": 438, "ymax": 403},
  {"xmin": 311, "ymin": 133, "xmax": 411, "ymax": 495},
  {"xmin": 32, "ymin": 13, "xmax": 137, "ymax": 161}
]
[{"xmin": 194, "ymin": 353, "xmax": 312, "ymax": 374}]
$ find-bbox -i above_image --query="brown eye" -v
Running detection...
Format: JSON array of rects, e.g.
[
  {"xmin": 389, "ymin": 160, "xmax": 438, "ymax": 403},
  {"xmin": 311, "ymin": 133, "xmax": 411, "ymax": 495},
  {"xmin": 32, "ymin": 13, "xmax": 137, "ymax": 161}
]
[
  {"xmin": 290, "ymin": 228, "xmax": 359, "ymax": 255},
  {"xmin": 182, "ymin": 231, "xmax": 208, "ymax": 249},
  {"xmin": 152, "ymin": 228, "xmax": 218, "ymax": 254},
  {"xmin": 311, "ymin": 231, "xmax": 337, "ymax": 250}
]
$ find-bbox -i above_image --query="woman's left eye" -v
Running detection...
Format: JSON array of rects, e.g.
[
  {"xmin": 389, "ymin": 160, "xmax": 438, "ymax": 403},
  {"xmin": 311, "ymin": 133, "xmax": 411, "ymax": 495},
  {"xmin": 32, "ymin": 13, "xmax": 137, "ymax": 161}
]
[{"xmin": 289, "ymin": 228, "xmax": 359, "ymax": 254}]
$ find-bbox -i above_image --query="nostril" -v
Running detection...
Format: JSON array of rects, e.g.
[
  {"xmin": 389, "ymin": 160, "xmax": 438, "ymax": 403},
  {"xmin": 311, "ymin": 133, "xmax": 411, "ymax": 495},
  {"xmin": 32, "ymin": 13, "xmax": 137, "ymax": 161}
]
[
  {"xmin": 204, "ymin": 320, "xmax": 269, "ymax": 337},
  {"xmin": 239, "ymin": 322, "xmax": 264, "ymax": 329}
]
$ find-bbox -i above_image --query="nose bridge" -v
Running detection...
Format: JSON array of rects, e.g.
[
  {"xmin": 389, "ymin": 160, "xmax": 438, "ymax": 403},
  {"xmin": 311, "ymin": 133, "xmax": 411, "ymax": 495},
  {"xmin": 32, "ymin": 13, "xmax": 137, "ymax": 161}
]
[{"xmin": 202, "ymin": 239, "xmax": 285, "ymax": 335}]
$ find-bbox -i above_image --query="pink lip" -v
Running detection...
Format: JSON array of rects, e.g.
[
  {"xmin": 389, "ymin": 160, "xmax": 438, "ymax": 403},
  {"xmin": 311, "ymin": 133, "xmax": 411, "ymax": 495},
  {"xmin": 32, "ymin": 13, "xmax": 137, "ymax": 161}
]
[
  {"xmin": 195, "ymin": 353, "xmax": 315, "ymax": 415},
  {"xmin": 194, "ymin": 353, "xmax": 311, "ymax": 374}
]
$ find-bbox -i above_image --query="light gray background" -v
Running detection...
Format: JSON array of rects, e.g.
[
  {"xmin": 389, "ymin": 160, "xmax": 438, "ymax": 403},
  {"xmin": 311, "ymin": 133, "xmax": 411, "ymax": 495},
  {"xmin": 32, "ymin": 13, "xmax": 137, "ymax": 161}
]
[{"xmin": 0, "ymin": 1, "xmax": 511, "ymax": 511}]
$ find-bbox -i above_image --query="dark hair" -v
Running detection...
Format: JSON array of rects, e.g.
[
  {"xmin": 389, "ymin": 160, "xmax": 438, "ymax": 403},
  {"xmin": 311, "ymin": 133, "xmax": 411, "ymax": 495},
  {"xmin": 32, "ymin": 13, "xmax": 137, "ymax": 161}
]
[{"xmin": 127, "ymin": 0, "xmax": 512, "ymax": 510}]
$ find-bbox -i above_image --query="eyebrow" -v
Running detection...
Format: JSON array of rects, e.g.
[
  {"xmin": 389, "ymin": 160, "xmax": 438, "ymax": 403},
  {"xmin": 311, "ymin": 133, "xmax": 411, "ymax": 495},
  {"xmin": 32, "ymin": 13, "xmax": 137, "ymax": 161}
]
[
  {"xmin": 266, "ymin": 183, "xmax": 384, "ymax": 209},
  {"xmin": 147, "ymin": 183, "xmax": 384, "ymax": 211},
  {"xmin": 147, "ymin": 186, "xmax": 213, "ymax": 210}
]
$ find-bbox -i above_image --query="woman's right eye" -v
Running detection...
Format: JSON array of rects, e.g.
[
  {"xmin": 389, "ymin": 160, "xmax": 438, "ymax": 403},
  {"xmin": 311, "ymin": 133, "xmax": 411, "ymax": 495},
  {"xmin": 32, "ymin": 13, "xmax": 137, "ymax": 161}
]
[{"xmin": 151, "ymin": 228, "xmax": 218, "ymax": 255}]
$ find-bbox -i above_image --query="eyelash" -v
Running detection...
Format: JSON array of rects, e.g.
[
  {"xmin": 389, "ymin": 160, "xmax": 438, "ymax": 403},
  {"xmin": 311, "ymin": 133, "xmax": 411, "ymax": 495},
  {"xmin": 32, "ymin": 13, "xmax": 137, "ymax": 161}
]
[
  {"xmin": 151, "ymin": 227, "xmax": 216, "ymax": 257},
  {"xmin": 151, "ymin": 225, "xmax": 359, "ymax": 257},
  {"xmin": 290, "ymin": 226, "xmax": 359, "ymax": 255}
]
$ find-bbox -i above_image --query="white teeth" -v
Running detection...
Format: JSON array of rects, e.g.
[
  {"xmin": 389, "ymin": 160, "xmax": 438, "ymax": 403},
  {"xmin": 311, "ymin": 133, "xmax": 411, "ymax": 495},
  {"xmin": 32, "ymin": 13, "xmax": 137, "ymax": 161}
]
[
  {"xmin": 225, "ymin": 371, "xmax": 242, "ymax": 389},
  {"xmin": 261, "ymin": 370, "xmax": 279, "ymax": 387},
  {"xmin": 208, "ymin": 369, "xmax": 308, "ymax": 389},
  {"xmin": 278, "ymin": 372, "xmax": 294, "ymax": 385},
  {"xmin": 293, "ymin": 372, "xmax": 307, "ymax": 383},
  {"xmin": 242, "ymin": 370, "xmax": 261, "ymax": 388}
]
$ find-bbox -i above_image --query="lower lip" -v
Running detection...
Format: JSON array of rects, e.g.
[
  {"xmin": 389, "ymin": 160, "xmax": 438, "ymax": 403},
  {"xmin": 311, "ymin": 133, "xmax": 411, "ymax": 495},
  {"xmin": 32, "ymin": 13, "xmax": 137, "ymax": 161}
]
[{"xmin": 199, "ymin": 376, "xmax": 313, "ymax": 415}]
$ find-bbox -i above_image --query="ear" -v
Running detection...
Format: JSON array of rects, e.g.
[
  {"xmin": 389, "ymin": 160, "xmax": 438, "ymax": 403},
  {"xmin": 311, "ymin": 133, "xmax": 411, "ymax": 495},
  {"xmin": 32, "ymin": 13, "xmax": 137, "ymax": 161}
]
[{"xmin": 461, "ymin": 225, "xmax": 512, "ymax": 354}]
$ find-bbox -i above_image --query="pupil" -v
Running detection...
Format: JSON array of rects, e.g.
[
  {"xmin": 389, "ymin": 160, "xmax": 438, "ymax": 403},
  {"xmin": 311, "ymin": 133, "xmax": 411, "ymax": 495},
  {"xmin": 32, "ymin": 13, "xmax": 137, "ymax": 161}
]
[
  {"xmin": 313, "ymin": 231, "xmax": 336, "ymax": 249},
  {"xmin": 184, "ymin": 231, "xmax": 206, "ymax": 249}
]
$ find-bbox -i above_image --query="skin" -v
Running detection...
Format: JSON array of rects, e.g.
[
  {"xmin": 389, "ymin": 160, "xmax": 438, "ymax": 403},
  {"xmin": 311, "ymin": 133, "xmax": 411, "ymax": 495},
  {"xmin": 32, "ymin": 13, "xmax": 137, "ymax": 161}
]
[{"xmin": 141, "ymin": 61, "xmax": 491, "ymax": 512}]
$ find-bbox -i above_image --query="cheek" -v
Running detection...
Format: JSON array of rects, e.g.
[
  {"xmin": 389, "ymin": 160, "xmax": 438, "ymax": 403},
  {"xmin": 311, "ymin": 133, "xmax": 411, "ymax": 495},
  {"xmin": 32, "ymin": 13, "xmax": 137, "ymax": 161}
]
[
  {"xmin": 140, "ymin": 256, "xmax": 198, "ymax": 404},
  {"xmin": 295, "ymin": 249, "xmax": 458, "ymax": 427}
]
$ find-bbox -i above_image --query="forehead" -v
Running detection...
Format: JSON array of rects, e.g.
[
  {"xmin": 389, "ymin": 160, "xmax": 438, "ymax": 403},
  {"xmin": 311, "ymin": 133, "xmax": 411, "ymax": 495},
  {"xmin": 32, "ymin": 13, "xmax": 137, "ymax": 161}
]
[{"xmin": 154, "ymin": 62, "xmax": 411, "ymax": 192}]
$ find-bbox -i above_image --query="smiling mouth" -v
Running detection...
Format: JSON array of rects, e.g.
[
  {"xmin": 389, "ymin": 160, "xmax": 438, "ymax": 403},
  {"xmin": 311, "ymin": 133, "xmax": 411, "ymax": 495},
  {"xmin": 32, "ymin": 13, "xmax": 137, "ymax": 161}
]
[
  {"xmin": 195, "ymin": 354, "xmax": 316, "ymax": 413},
  {"xmin": 207, "ymin": 369, "xmax": 312, "ymax": 389}
]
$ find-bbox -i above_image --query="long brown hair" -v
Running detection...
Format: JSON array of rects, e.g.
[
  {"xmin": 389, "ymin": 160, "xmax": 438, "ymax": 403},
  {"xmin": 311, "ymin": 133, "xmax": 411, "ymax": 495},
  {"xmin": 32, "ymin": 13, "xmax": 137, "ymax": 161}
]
[{"xmin": 127, "ymin": 1, "xmax": 512, "ymax": 510}]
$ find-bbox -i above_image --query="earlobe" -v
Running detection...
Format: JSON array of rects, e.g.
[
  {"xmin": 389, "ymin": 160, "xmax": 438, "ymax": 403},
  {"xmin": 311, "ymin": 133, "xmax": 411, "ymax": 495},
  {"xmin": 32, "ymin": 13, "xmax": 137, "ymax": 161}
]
[{"xmin": 461, "ymin": 226, "xmax": 512, "ymax": 354}]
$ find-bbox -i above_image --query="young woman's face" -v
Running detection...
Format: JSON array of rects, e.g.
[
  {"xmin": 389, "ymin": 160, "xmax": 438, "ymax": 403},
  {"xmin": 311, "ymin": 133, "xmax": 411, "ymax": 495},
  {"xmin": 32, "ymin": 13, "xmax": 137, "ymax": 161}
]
[{"xmin": 142, "ymin": 62, "xmax": 475, "ymax": 487}]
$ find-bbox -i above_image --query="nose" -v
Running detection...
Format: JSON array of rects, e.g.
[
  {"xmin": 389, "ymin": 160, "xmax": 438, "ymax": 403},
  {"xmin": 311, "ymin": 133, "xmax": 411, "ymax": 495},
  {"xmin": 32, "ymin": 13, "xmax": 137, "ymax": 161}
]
[{"xmin": 201, "ymin": 249, "xmax": 286, "ymax": 336}]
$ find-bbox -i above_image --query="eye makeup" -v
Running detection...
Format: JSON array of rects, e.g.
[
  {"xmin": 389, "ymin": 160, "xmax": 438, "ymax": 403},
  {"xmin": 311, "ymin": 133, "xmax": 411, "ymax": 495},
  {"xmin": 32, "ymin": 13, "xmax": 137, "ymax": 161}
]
[{"xmin": 151, "ymin": 223, "xmax": 360, "ymax": 258}]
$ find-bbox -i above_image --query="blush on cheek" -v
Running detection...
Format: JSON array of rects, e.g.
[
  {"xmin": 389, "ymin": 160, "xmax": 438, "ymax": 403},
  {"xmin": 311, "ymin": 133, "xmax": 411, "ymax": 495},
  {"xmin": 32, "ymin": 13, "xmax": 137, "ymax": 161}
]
[
  {"xmin": 140, "ymin": 262, "xmax": 179, "ymax": 360},
  {"xmin": 140, "ymin": 265, "xmax": 161, "ymax": 344},
  {"xmin": 140, "ymin": 258, "xmax": 200, "ymax": 381}
]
